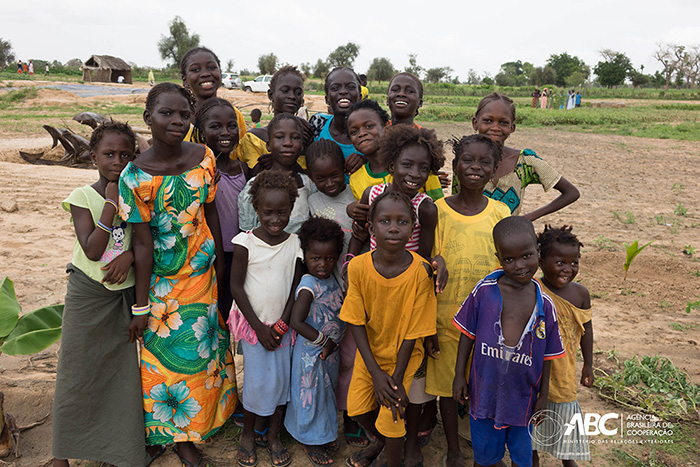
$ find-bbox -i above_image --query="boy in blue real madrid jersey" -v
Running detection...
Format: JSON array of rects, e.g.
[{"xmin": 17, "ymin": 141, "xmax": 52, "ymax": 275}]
[{"xmin": 452, "ymin": 216, "xmax": 565, "ymax": 467}]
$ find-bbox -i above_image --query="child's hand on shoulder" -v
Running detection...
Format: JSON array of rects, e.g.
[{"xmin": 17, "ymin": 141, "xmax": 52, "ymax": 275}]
[
  {"xmin": 345, "ymin": 153, "xmax": 365, "ymax": 175},
  {"xmin": 351, "ymin": 219, "xmax": 369, "ymax": 242},
  {"xmin": 319, "ymin": 338, "xmax": 337, "ymax": 360},
  {"xmin": 256, "ymin": 153, "xmax": 274, "ymax": 172},
  {"xmin": 101, "ymin": 251, "xmax": 133, "ymax": 285},
  {"xmin": 347, "ymin": 201, "xmax": 370, "ymax": 223},
  {"xmin": 424, "ymin": 334, "xmax": 440, "ymax": 359},
  {"xmin": 580, "ymin": 364, "xmax": 594, "ymax": 387}
]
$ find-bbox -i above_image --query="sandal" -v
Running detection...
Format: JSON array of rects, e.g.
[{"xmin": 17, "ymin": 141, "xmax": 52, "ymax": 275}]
[
  {"xmin": 304, "ymin": 445, "xmax": 334, "ymax": 466},
  {"xmin": 146, "ymin": 445, "xmax": 166, "ymax": 466},
  {"xmin": 172, "ymin": 445, "xmax": 206, "ymax": 467},
  {"xmin": 254, "ymin": 427, "xmax": 269, "ymax": 447},
  {"xmin": 345, "ymin": 449, "xmax": 377, "ymax": 467},
  {"xmin": 267, "ymin": 445, "xmax": 292, "ymax": 467},
  {"xmin": 344, "ymin": 426, "xmax": 370, "ymax": 447},
  {"xmin": 416, "ymin": 417, "xmax": 437, "ymax": 448},
  {"xmin": 326, "ymin": 439, "xmax": 340, "ymax": 452},
  {"xmin": 237, "ymin": 444, "xmax": 258, "ymax": 467}
]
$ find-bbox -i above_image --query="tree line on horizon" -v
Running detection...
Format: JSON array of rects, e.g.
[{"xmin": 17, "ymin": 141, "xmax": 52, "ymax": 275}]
[{"xmin": 1, "ymin": 16, "xmax": 698, "ymax": 91}]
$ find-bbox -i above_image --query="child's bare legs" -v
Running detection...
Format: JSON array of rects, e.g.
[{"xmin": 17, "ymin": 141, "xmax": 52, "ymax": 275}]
[
  {"xmin": 532, "ymin": 450, "xmax": 539, "ymax": 467},
  {"xmin": 404, "ymin": 402, "xmax": 423, "ymax": 466},
  {"xmin": 347, "ymin": 410, "xmax": 385, "ymax": 467},
  {"xmin": 440, "ymin": 397, "xmax": 465, "ymax": 467},
  {"xmin": 267, "ymin": 405, "xmax": 290, "ymax": 465},
  {"xmin": 385, "ymin": 436, "xmax": 404, "ymax": 467},
  {"xmin": 237, "ymin": 408, "xmax": 257, "ymax": 465},
  {"xmin": 53, "ymin": 459, "xmax": 69, "ymax": 467}
]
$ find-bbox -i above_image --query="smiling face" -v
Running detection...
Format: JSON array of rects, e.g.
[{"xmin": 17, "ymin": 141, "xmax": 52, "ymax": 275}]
[
  {"xmin": 308, "ymin": 155, "xmax": 345, "ymax": 198},
  {"xmin": 144, "ymin": 92, "xmax": 192, "ymax": 146},
  {"xmin": 304, "ymin": 240, "xmax": 340, "ymax": 280},
  {"xmin": 540, "ymin": 242, "xmax": 580, "ymax": 290},
  {"xmin": 389, "ymin": 145, "xmax": 431, "ymax": 197},
  {"xmin": 267, "ymin": 118, "xmax": 303, "ymax": 169},
  {"xmin": 347, "ymin": 108, "xmax": 385, "ymax": 157},
  {"xmin": 387, "ymin": 74, "xmax": 422, "ymax": 121},
  {"xmin": 91, "ymin": 132, "xmax": 135, "ymax": 182},
  {"xmin": 182, "ymin": 51, "xmax": 221, "ymax": 101},
  {"xmin": 269, "ymin": 73, "xmax": 304, "ymax": 115},
  {"xmin": 454, "ymin": 141, "xmax": 497, "ymax": 192},
  {"xmin": 495, "ymin": 232, "xmax": 540, "ymax": 286},
  {"xmin": 325, "ymin": 69, "xmax": 360, "ymax": 115},
  {"xmin": 201, "ymin": 105, "xmax": 239, "ymax": 156},
  {"xmin": 369, "ymin": 197, "xmax": 413, "ymax": 253},
  {"xmin": 472, "ymin": 100, "xmax": 516, "ymax": 145},
  {"xmin": 256, "ymin": 189, "xmax": 292, "ymax": 237}
]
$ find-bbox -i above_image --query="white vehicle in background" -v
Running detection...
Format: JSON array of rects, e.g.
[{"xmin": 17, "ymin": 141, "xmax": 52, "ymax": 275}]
[
  {"xmin": 221, "ymin": 72, "xmax": 242, "ymax": 89},
  {"xmin": 242, "ymin": 75, "xmax": 272, "ymax": 93}
]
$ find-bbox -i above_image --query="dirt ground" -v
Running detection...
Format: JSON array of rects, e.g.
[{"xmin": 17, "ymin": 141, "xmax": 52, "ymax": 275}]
[{"xmin": 0, "ymin": 81, "xmax": 699, "ymax": 466}]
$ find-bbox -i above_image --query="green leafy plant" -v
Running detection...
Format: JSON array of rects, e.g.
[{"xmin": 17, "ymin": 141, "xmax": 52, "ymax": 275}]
[
  {"xmin": 0, "ymin": 277, "xmax": 63, "ymax": 355},
  {"xmin": 613, "ymin": 210, "xmax": 636, "ymax": 224},
  {"xmin": 623, "ymin": 240, "xmax": 654, "ymax": 280},
  {"xmin": 671, "ymin": 183, "xmax": 686, "ymax": 192},
  {"xmin": 675, "ymin": 203, "xmax": 688, "ymax": 216},
  {"xmin": 595, "ymin": 355, "xmax": 700, "ymax": 421},
  {"xmin": 687, "ymin": 296, "xmax": 700, "ymax": 314},
  {"xmin": 683, "ymin": 245, "xmax": 696, "ymax": 256},
  {"xmin": 659, "ymin": 300, "xmax": 672, "ymax": 309},
  {"xmin": 594, "ymin": 235, "xmax": 618, "ymax": 251}
]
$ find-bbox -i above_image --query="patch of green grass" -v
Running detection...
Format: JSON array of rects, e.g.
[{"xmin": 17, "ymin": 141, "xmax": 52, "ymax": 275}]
[
  {"xmin": 674, "ymin": 203, "xmax": 689, "ymax": 216},
  {"xmin": 0, "ymin": 87, "xmax": 38, "ymax": 109},
  {"xmin": 669, "ymin": 322, "xmax": 699, "ymax": 332},
  {"xmin": 687, "ymin": 296, "xmax": 700, "ymax": 313},
  {"xmin": 659, "ymin": 300, "xmax": 672, "ymax": 309},
  {"xmin": 594, "ymin": 235, "xmax": 619, "ymax": 251},
  {"xmin": 614, "ymin": 210, "xmax": 636, "ymax": 224}
]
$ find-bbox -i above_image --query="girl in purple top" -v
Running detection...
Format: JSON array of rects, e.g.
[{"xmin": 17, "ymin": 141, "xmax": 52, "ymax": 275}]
[{"xmin": 195, "ymin": 98, "xmax": 249, "ymax": 318}]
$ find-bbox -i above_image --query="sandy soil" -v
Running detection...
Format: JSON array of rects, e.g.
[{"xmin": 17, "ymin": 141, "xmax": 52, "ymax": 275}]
[{"xmin": 0, "ymin": 83, "xmax": 699, "ymax": 466}]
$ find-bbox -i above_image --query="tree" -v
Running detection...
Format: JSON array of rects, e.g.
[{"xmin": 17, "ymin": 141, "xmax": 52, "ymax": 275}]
[
  {"xmin": 367, "ymin": 57, "xmax": 394, "ymax": 84},
  {"xmin": 300, "ymin": 62, "xmax": 312, "ymax": 77},
  {"xmin": 565, "ymin": 71, "xmax": 586, "ymax": 87},
  {"xmin": 653, "ymin": 43, "xmax": 682, "ymax": 90},
  {"xmin": 530, "ymin": 66, "xmax": 557, "ymax": 86},
  {"xmin": 629, "ymin": 71, "xmax": 650, "ymax": 88},
  {"xmin": 327, "ymin": 42, "xmax": 360, "ymax": 69},
  {"xmin": 494, "ymin": 60, "xmax": 533, "ymax": 86},
  {"xmin": 313, "ymin": 59, "xmax": 330, "ymax": 79},
  {"xmin": 425, "ymin": 67, "xmax": 452, "ymax": 84},
  {"xmin": 547, "ymin": 52, "xmax": 588, "ymax": 86},
  {"xmin": 0, "ymin": 38, "xmax": 15, "ymax": 70},
  {"xmin": 225, "ymin": 59, "xmax": 235, "ymax": 72},
  {"xmin": 466, "ymin": 69, "xmax": 480, "ymax": 85},
  {"xmin": 157, "ymin": 16, "xmax": 200, "ymax": 68},
  {"xmin": 405, "ymin": 54, "xmax": 424, "ymax": 78},
  {"xmin": 257, "ymin": 53, "xmax": 278, "ymax": 75},
  {"xmin": 593, "ymin": 50, "xmax": 632, "ymax": 88},
  {"xmin": 65, "ymin": 58, "xmax": 82, "ymax": 68}
]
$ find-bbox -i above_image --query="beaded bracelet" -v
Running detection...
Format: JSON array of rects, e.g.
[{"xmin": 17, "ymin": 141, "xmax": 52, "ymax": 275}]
[
  {"xmin": 131, "ymin": 304, "xmax": 150, "ymax": 315},
  {"xmin": 312, "ymin": 331, "xmax": 326, "ymax": 345},
  {"xmin": 104, "ymin": 198, "xmax": 118, "ymax": 210},
  {"xmin": 320, "ymin": 335, "xmax": 331, "ymax": 348},
  {"xmin": 274, "ymin": 319, "xmax": 289, "ymax": 336},
  {"xmin": 96, "ymin": 220, "xmax": 113, "ymax": 233}
]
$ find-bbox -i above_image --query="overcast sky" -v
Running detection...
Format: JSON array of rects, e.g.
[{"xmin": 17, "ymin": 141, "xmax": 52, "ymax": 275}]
[{"xmin": 2, "ymin": 0, "xmax": 699, "ymax": 80}]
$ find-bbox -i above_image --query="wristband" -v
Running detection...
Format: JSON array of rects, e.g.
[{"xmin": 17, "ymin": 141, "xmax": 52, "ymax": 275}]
[
  {"xmin": 131, "ymin": 304, "xmax": 150, "ymax": 315},
  {"xmin": 320, "ymin": 335, "xmax": 331, "ymax": 347},
  {"xmin": 343, "ymin": 253, "xmax": 355, "ymax": 262},
  {"xmin": 274, "ymin": 319, "xmax": 289, "ymax": 335},
  {"xmin": 104, "ymin": 198, "xmax": 118, "ymax": 210},
  {"xmin": 97, "ymin": 220, "xmax": 113, "ymax": 233},
  {"xmin": 312, "ymin": 331, "xmax": 326, "ymax": 345}
]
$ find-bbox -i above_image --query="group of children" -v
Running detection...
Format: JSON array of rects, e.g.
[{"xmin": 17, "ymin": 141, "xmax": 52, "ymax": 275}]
[{"xmin": 53, "ymin": 45, "xmax": 594, "ymax": 467}]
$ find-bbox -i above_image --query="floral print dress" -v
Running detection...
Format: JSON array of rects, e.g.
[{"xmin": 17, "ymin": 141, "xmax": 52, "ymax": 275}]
[
  {"xmin": 119, "ymin": 148, "xmax": 237, "ymax": 445},
  {"xmin": 284, "ymin": 274, "xmax": 345, "ymax": 445}
]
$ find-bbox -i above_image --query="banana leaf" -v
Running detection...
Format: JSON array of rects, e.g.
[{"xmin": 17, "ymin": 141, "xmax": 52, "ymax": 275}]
[
  {"xmin": 1, "ymin": 304, "xmax": 63, "ymax": 355},
  {"xmin": 0, "ymin": 277, "xmax": 21, "ymax": 338}
]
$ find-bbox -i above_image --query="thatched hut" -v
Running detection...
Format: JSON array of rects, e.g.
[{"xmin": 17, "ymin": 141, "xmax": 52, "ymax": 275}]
[{"xmin": 81, "ymin": 55, "xmax": 132, "ymax": 84}]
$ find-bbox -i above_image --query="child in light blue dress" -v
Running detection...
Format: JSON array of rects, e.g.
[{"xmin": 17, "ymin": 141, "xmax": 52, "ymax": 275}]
[{"xmin": 285, "ymin": 217, "xmax": 346, "ymax": 466}]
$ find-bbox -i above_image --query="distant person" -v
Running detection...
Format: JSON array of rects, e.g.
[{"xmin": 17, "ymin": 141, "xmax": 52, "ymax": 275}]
[
  {"xmin": 45, "ymin": 63, "xmax": 50, "ymax": 75},
  {"xmin": 540, "ymin": 88, "xmax": 548, "ymax": 109},
  {"xmin": 250, "ymin": 108, "xmax": 262, "ymax": 128},
  {"xmin": 17, "ymin": 60, "xmax": 22, "ymax": 73},
  {"xmin": 532, "ymin": 88, "xmax": 540, "ymax": 108},
  {"xmin": 148, "ymin": 69, "xmax": 155, "ymax": 86},
  {"xmin": 575, "ymin": 91, "xmax": 582, "ymax": 107},
  {"xmin": 359, "ymin": 73, "xmax": 369, "ymax": 100},
  {"xmin": 117, "ymin": 75, "xmax": 125, "ymax": 83},
  {"xmin": 297, "ymin": 100, "xmax": 309, "ymax": 120},
  {"xmin": 28, "ymin": 60, "xmax": 34, "ymax": 76},
  {"xmin": 23, "ymin": 62, "xmax": 27, "ymax": 73},
  {"xmin": 566, "ymin": 90, "xmax": 575, "ymax": 110}
]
